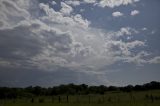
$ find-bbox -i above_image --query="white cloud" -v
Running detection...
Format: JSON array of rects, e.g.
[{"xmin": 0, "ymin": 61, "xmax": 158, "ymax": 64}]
[
  {"xmin": 0, "ymin": 0, "xmax": 30, "ymax": 29},
  {"xmin": 149, "ymin": 56, "xmax": 160, "ymax": 64},
  {"xmin": 65, "ymin": 0, "xmax": 80, "ymax": 6},
  {"xmin": 119, "ymin": 27, "xmax": 132, "ymax": 35},
  {"xmin": 112, "ymin": 11, "xmax": 124, "ymax": 17},
  {"xmin": 39, "ymin": 3, "xmax": 90, "ymax": 28},
  {"xmin": 97, "ymin": 0, "xmax": 140, "ymax": 8},
  {"xmin": 1, "ymin": 0, "xmax": 160, "ymax": 87},
  {"xmin": 51, "ymin": 1, "xmax": 56, "ymax": 5},
  {"xmin": 83, "ymin": 0, "xmax": 97, "ymax": 3},
  {"xmin": 118, "ymin": 27, "xmax": 138, "ymax": 36},
  {"xmin": 122, "ymin": 51, "xmax": 149, "ymax": 65},
  {"xmin": 73, "ymin": 14, "xmax": 91, "ymax": 28},
  {"xmin": 104, "ymin": 40, "xmax": 145, "ymax": 56},
  {"xmin": 151, "ymin": 30, "xmax": 156, "ymax": 34},
  {"xmin": 0, "ymin": 0, "xmax": 159, "ymax": 80},
  {"xmin": 134, "ymin": 0, "xmax": 140, "ymax": 2},
  {"xmin": 80, "ymin": 9, "xmax": 85, "ymax": 12},
  {"xmin": 142, "ymin": 27, "xmax": 147, "ymax": 31},
  {"xmin": 106, "ymin": 27, "xmax": 139, "ymax": 41},
  {"xmin": 60, "ymin": 2, "xmax": 73, "ymax": 15},
  {"xmin": 131, "ymin": 10, "xmax": 140, "ymax": 16},
  {"xmin": 63, "ymin": 0, "xmax": 140, "ymax": 8}
]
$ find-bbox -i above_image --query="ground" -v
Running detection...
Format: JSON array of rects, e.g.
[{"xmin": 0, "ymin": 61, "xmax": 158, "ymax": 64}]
[{"xmin": 1, "ymin": 90, "xmax": 160, "ymax": 106}]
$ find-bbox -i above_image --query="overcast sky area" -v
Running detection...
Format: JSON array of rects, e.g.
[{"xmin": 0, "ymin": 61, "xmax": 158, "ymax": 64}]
[{"xmin": 0, "ymin": 0, "xmax": 160, "ymax": 87}]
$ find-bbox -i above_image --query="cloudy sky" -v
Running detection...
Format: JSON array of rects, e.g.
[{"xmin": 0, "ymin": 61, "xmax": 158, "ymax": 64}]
[{"xmin": 0, "ymin": 0, "xmax": 160, "ymax": 87}]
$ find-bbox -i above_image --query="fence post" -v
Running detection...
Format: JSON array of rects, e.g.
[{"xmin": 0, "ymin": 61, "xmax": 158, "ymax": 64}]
[
  {"xmin": 76, "ymin": 95, "xmax": 79, "ymax": 103},
  {"xmin": 31, "ymin": 98, "xmax": 34, "ymax": 103},
  {"xmin": 102, "ymin": 95, "xmax": 105, "ymax": 103},
  {"xmin": 67, "ymin": 95, "xmax": 69, "ymax": 103},
  {"xmin": 52, "ymin": 96, "xmax": 54, "ymax": 103},
  {"xmin": 58, "ymin": 96, "xmax": 61, "ymax": 103},
  {"xmin": 150, "ymin": 94, "xmax": 154, "ymax": 103}
]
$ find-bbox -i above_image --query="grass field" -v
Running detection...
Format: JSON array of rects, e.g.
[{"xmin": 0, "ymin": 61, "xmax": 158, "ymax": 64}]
[{"xmin": 1, "ymin": 90, "xmax": 160, "ymax": 106}]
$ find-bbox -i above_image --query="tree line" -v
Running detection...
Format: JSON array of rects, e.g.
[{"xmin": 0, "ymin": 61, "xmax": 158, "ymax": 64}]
[{"xmin": 0, "ymin": 81, "xmax": 160, "ymax": 99}]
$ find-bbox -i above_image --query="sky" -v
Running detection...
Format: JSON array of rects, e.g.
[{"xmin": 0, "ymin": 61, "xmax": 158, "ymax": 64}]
[{"xmin": 0, "ymin": 0, "xmax": 160, "ymax": 87}]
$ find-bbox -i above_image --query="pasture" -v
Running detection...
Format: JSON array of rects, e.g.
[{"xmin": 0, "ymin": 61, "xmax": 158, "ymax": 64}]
[{"xmin": 1, "ymin": 90, "xmax": 160, "ymax": 106}]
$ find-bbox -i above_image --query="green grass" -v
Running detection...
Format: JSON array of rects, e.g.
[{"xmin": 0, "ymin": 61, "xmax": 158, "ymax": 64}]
[
  {"xmin": 1, "ymin": 102, "xmax": 160, "ymax": 106},
  {"xmin": 1, "ymin": 90, "xmax": 160, "ymax": 106}
]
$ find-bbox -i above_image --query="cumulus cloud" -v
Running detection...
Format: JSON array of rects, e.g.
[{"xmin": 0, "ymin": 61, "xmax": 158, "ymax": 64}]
[
  {"xmin": 123, "ymin": 51, "xmax": 150, "ymax": 65},
  {"xmin": 106, "ymin": 27, "xmax": 138, "ymax": 39},
  {"xmin": 96, "ymin": 0, "xmax": 140, "ymax": 8},
  {"xmin": 117, "ymin": 27, "xmax": 138, "ymax": 36},
  {"xmin": 51, "ymin": 1, "xmax": 56, "ymax": 5},
  {"xmin": 0, "ymin": 0, "xmax": 31, "ymax": 29},
  {"xmin": 65, "ymin": 0, "xmax": 80, "ymax": 6},
  {"xmin": 83, "ymin": 0, "xmax": 97, "ymax": 3},
  {"xmin": 60, "ymin": 2, "xmax": 73, "ymax": 15},
  {"xmin": 112, "ymin": 11, "xmax": 124, "ymax": 17},
  {"xmin": 66, "ymin": 0, "xmax": 140, "ymax": 8},
  {"xmin": 39, "ymin": 2, "xmax": 90, "ymax": 28},
  {"xmin": 104, "ymin": 40, "xmax": 145, "ymax": 56},
  {"xmin": 0, "ymin": 0, "xmax": 155, "ymax": 71},
  {"xmin": 142, "ymin": 27, "xmax": 147, "ymax": 31},
  {"xmin": 0, "ymin": 0, "xmax": 159, "ymax": 86},
  {"xmin": 149, "ymin": 56, "xmax": 160, "ymax": 64},
  {"xmin": 131, "ymin": 10, "xmax": 140, "ymax": 16}
]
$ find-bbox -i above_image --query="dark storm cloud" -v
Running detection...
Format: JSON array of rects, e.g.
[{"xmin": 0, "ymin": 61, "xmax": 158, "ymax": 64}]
[
  {"xmin": 0, "ymin": 67, "xmax": 109, "ymax": 87},
  {"xmin": 0, "ymin": 24, "xmax": 44, "ymax": 67},
  {"xmin": 40, "ymin": 29, "xmax": 72, "ymax": 53},
  {"xmin": 0, "ymin": 25, "xmax": 42, "ymax": 58},
  {"xmin": 0, "ymin": 20, "xmax": 76, "ymax": 70}
]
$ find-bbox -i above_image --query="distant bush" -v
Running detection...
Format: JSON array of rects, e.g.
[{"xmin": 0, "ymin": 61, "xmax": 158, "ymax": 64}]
[
  {"xmin": 0, "ymin": 81, "xmax": 160, "ymax": 99},
  {"xmin": 39, "ymin": 98, "xmax": 45, "ymax": 103}
]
